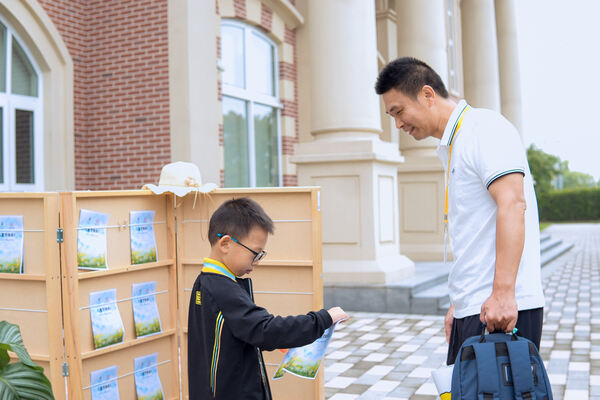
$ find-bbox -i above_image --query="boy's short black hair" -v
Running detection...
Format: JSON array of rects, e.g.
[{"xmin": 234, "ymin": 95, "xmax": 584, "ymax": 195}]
[
  {"xmin": 208, "ymin": 198, "xmax": 274, "ymax": 245},
  {"xmin": 375, "ymin": 57, "xmax": 449, "ymax": 99}
]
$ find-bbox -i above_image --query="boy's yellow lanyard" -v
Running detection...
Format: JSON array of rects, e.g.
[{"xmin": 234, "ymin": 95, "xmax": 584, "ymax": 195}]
[{"xmin": 443, "ymin": 105, "xmax": 470, "ymax": 264}]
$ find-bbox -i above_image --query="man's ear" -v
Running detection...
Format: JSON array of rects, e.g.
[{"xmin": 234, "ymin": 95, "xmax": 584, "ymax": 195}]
[{"xmin": 421, "ymin": 85, "xmax": 436, "ymax": 105}]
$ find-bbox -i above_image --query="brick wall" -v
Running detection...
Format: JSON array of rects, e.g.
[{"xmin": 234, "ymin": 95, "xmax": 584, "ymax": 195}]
[
  {"xmin": 38, "ymin": 0, "xmax": 170, "ymax": 190},
  {"xmin": 37, "ymin": 0, "xmax": 89, "ymax": 187}
]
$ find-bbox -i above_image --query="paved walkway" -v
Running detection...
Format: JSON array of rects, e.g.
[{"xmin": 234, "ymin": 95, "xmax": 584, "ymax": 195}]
[{"xmin": 323, "ymin": 223, "xmax": 600, "ymax": 400}]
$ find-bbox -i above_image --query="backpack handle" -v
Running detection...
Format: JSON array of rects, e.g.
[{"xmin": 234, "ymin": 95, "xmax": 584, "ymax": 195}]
[{"xmin": 479, "ymin": 322, "xmax": 519, "ymax": 343}]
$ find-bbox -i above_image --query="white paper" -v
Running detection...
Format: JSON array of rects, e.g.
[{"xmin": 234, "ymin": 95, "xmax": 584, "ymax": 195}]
[
  {"xmin": 90, "ymin": 365, "xmax": 119, "ymax": 400},
  {"xmin": 0, "ymin": 216, "xmax": 24, "ymax": 274},
  {"xmin": 130, "ymin": 210, "xmax": 158, "ymax": 264},
  {"xmin": 89, "ymin": 289, "xmax": 125, "ymax": 349},
  {"xmin": 134, "ymin": 353, "xmax": 165, "ymax": 400},
  {"xmin": 431, "ymin": 364, "xmax": 453, "ymax": 400},
  {"xmin": 272, "ymin": 320, "xmax": 342, "ymax": 380},
  {"xmin": 77, "ymin": 209, "xmax": 109, "ymax": 270},
  {"xmin": 132, "ymin": 281, "xmax": 162, "ymax": 338}
]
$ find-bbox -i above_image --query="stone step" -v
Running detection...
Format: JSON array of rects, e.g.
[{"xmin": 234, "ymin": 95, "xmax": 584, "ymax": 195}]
[
  {"xmin": 540, "ymin": 237, "xmax": 562, "ymax": 253},
  {"xmin": 325, "ymin": 233, "xmax": 574, "ymax": 315},
  {"xmin": 411, "ymin": 282, "xmax": 449, "ymax": 316},
  {"xmin": 541, "ymin": 242, "xmax": 574, "ymax": 266}
]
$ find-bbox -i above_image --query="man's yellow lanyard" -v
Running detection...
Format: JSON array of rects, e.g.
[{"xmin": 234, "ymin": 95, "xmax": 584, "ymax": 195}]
[{"xmin": 443, "ymin": 105, "xmax": 470, "ymax": 264}]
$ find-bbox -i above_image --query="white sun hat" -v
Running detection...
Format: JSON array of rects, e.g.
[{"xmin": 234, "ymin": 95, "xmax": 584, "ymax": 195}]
[{"xmin": 143, "ymin": 161, "xmax": 217, "ymax": 196}]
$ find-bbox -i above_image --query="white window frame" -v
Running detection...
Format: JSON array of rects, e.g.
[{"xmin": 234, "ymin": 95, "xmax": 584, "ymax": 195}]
[
  {"xmin": 0, "ymin": 17, "xmax": 43, "ymax": 192},
  {"xmin": 221, "ymin": 20, "xmax": 283, "ymax": 187}
]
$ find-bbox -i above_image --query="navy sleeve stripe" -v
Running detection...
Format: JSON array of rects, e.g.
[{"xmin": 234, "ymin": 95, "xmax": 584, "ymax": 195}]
[{"xmin": 485, "ymin": 169, "xmax": 525, "ymax": 190}]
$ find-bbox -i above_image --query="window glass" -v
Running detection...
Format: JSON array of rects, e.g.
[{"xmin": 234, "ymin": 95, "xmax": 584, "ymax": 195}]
[
  {"xmin": 15, "ymin": 109, "xmax": 33, "ymax": 184},
  {"xmin": 221, "ymin": 25, "xmax": 245, "ymax": 89},
  {"xmin": 223, "ymin": 96, "xmax": 249, "ymax": 187},
  {"xmin": 0, "ymin": 23, "xmax": 6, "ymax": 92},
  {"xmin": 11, "ymin": 39, "xmax": 37, "ymax": 97},
  {"xmin": 0, "ymin": 109, "xmax": 3, "ymax": 183},
  {"xmin": 247, "ymin": 32, "xmax": 274, "ymax": 96},
  {"xmin": 253, "ymin": 104, "xmax": 278, "ymax": 187}
]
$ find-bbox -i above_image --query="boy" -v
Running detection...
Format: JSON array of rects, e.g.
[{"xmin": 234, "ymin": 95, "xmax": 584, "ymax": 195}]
[{"xmin": 188, "ymin": 198, "xmax": 348, "ymax": 399}]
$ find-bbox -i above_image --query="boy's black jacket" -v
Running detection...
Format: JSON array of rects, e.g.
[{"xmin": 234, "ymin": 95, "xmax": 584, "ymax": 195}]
[{"xmin": 188, "ymin": 270, "xmax": 333, "ymax": 399}]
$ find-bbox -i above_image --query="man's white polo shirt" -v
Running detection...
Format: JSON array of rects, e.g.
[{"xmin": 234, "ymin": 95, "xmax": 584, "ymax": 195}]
[{"xmin": 436, "ymin": 100, "xmax": 545, "ymax": 319}]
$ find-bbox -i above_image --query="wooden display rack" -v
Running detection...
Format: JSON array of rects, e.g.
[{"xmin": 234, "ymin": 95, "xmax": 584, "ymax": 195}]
[
  {"xmin": 0, "ymin": 187, "xmax": 323, "ymax": 399},
  {"xmin": 60, "ymin": 191, "xmax": 179, "ymax": 400},
  {"xmin": 176, "ymin": 187, "xmax": 324, "ymax": 400},
  {"xmin": 0, "ymin": 193, "xmax": 65, "ymax": 400}
]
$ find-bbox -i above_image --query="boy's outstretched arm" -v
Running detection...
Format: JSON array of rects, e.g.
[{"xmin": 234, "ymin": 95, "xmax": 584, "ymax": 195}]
[{"xmin": 210, "ymin": 283, "xmax": 348, "ymax": 351}]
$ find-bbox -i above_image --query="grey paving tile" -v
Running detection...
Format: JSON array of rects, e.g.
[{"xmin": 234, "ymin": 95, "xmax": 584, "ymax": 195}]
[{"xmin": 324, "ymin": 224, "xmax": 599, "ymax": 399}]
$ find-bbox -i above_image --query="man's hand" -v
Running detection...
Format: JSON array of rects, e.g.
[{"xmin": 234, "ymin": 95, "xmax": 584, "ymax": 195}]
[
  {"xmin": 327, "ymin": 307, "xmax": 349, "ymax": 324},
  {"xmin": 445, "ymin": 305, "xmax": 454, "ymax": 343},
  {"xmin": 480, "ymin": 291, "xmax": 517, "ymax": 333}
]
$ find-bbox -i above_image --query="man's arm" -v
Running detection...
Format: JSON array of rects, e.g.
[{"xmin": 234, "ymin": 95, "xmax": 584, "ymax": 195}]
[{"xmin": 480, "ymin": 172, "xmax": 526, "ymax": 332}]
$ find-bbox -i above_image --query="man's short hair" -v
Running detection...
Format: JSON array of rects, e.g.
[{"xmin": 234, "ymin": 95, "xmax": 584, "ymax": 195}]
[
  {"xmin": 375, "ymin": 57, "xmax": 449, "ymax": 99},
  {"xmin": 208, "ymin": 198, "xmax": 274, "ymax": 245}
]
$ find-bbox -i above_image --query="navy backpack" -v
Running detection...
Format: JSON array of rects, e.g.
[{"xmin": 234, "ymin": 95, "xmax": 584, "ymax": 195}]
[{"xmin": 451, "ymin": 325, "xmax": 553, "ymax": 400}]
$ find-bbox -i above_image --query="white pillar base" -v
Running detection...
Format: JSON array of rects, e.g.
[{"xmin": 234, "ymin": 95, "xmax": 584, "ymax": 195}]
[
  {"xmin": 293, "ymin": 137, "xmax": 416, "ymax": 286},
  {"xmin": 323, "ymin": 254, "xmax": 415, "ymax": 285}
]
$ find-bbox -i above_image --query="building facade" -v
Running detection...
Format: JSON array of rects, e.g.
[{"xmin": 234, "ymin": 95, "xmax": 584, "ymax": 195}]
[{"xmin": 1, "ymin": 0, "xmax": 523, "ymax": 284}]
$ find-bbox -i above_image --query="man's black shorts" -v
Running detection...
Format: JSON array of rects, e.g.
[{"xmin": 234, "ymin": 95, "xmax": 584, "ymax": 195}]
[{"xmin": 446, "ymin": 307, "xmax": 544, "ymax": 365}]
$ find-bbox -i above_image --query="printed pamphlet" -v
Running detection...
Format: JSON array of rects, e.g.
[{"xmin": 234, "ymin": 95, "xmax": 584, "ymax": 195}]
[
  {"xmin": 78, "ymin": 209, "xmax": 109, "ymax": 270},
  {"xmin": 132, "ymin": 281, "xmax": 162, "ymax": 338},
  {"xmin": 0, "ymin": 216, "xmax": 23, "ymax": 274},
  {"xmin": 273, "ymin": 320, "xmax": 342, "ymax": 380},
  {"xmin": 134, "ymin": 353, "xmax": 165, "ymax": 400},
  {"xmin": 89, "ymin": 288, "xmax": 125, "ymax": 349},
  {"xmin": 130, "ymin": 210, "xmax": 157, "ymax": 264},
  {"xmin": 90, "ymin": 365, "xmax": 120, "ymax": 400}
]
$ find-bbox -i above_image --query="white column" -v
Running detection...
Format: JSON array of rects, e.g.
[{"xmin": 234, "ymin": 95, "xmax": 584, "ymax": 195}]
[
  {"xmin": 392, "ymin": 0, "xmax": 449, "ymax": 261},
  {"xmin": 395, "ymin": 0, "xmax": 448, "ymax": 157},
  {"xmin": 495, "ymin": 0, "xmax": 523, "ymax": 135},
  {"xmin": 376, "ymin": 3, "xmax": 399, "ymax": 145},
  {"xmin": 293, "ymin": 0, "xmax": 414, "ymax": 284},
  {"xmin": 168, "ymin": 0, "xmax": 221, "ymax": 184},
  {"xmin": 461, "ymin": 0, "xmax": 502, "ymax": 111}
]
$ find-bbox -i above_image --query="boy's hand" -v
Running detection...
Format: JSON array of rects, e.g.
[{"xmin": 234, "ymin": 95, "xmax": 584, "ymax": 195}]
[{"xmin": 327, "ymin": 307, "xmax": 349, "ymax": 324}]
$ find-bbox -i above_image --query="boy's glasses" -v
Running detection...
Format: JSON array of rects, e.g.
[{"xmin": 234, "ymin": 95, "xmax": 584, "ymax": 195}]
[{"xmin": 217, "ymin": 233, "xmax": 267, "ymax": 263}]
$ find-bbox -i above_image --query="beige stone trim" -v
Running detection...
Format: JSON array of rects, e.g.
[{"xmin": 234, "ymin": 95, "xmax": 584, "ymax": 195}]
[
  {"xmin": 282, "ymin": 42, "xmax": 294, "ymax": 63},
  {"xmin": 281, "ymin": 115, "xmax": 295, "ymax": 137},
  {"xmin": 279, "ymin": 79, "xmax": 294, "ymax": 102},
  {"xmin": 246, "ymin": 0, "xmax": 261, "ymax": 26},
  {"xmin": 281, "ymin": 154, "xmax": 297, "ymax": 175},
  {"xmin": 271, "ymin": 11, "xmax": 285, "ymax": 39},
  {"xmin": 218, "ymin": 0, "xmax": 235, "ymax": 18},
  {"xmin": 0, "ymin": 0, "xmax": 74, "ymax": 190},
  {"xmin": 311, "ymin": 127, "xmax": 382, "ymax": 136},
  {"xmin": 261, "ymin": 0, "xmax": 304, "ymax": 28}
]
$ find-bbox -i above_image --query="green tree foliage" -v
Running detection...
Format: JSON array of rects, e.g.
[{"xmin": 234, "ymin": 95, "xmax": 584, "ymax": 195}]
[
  {"xmin": 527, "ymin": 145, "xmax": 598, "ymax": 193},
  {"xmin": 560, "ymin": 164, "xmax": 597, "ymax": 189},
  {"xmin": 526, "ymin": 144, "xmax": 560, "ymax": 194}
]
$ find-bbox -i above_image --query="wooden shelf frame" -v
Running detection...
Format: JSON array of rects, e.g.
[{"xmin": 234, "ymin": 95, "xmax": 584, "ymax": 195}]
[
  {"xmin": 60, "ymin": 191, "xmax": 180, "ymax": 400},
  {"xmin": 175, "ymin": 187, "xmax": 324, "ymax": 400},
  {"xmin": 0, "ymin": 193, "xmax": 65, "ymax": 399}
]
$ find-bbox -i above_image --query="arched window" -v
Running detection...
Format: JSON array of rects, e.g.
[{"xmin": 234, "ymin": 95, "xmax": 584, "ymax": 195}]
[
  {"xmin": 221, "ymin": 20, "xmax": 282, "ymax": 187},
  {"xmin": 0, "ymin": 19, "xmax": 42, "ymax": 191}
]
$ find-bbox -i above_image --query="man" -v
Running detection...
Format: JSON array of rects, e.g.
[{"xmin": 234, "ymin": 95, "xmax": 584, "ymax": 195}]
[{"xmin": 375, "ymin": 57, "xmax": 544, "ymax": 365}]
